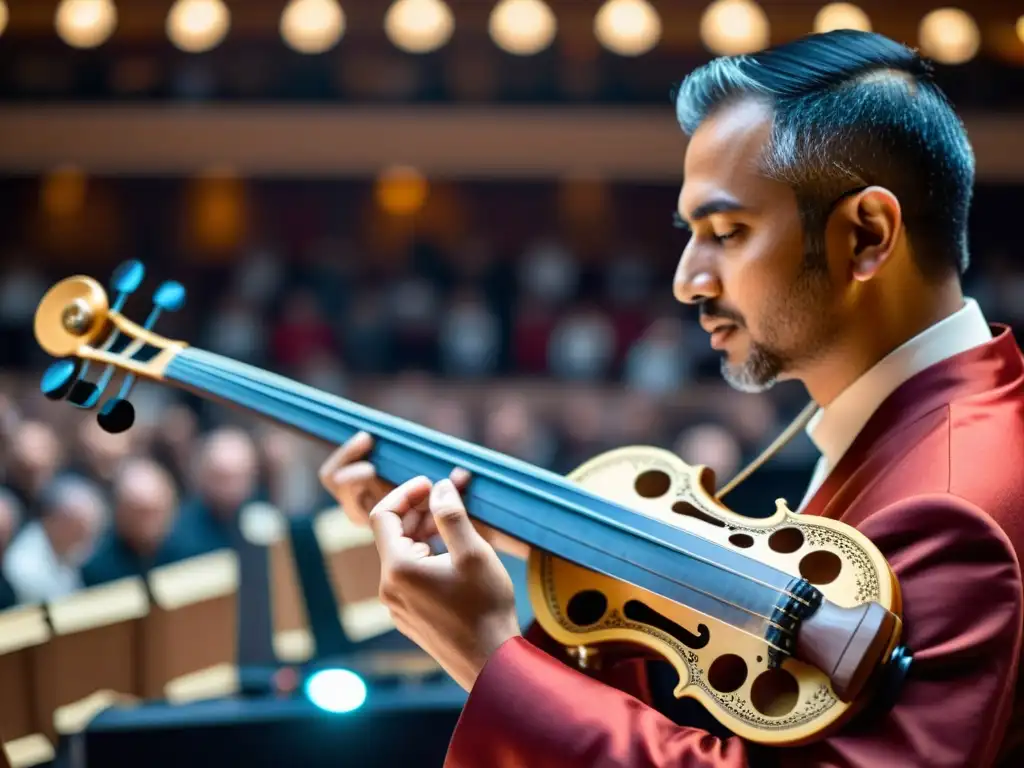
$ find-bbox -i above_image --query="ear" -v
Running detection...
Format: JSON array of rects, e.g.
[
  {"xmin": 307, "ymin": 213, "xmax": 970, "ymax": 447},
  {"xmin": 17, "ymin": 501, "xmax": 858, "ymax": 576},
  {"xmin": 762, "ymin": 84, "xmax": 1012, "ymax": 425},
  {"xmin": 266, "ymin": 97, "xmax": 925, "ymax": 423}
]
[{"xmin": 843, "ymin": 186, "xmax": 903, "ymax": 281}]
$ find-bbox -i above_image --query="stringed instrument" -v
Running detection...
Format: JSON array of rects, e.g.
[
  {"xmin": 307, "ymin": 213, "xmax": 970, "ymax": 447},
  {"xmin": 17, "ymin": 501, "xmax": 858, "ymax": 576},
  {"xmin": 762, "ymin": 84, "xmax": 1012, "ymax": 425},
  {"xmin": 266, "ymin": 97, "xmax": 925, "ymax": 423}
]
[{"xmin": 33, "ymin": 262, "xmax": 912, "ymax": 746}]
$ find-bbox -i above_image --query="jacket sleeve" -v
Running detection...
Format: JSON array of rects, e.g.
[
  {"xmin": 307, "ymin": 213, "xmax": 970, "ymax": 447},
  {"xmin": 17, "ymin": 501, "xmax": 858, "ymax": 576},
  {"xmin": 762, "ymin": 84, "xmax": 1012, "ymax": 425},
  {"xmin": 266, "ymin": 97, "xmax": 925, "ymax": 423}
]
[{"xmin": 444, "ymin": 495, "xmax": 1023, "ymax": 768}]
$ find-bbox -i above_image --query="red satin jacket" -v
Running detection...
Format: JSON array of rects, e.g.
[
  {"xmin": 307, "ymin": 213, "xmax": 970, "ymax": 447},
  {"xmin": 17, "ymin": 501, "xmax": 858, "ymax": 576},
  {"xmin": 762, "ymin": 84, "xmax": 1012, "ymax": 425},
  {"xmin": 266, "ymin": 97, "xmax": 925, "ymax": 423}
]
[{"xmin": 446, "ymin": 325, "xmax": 1024, "ymax": 767}]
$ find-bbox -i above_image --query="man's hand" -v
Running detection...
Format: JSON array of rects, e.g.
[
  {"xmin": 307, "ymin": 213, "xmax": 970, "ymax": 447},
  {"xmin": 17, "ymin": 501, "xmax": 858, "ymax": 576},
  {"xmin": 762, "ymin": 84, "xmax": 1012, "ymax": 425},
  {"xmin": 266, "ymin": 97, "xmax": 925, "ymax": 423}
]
[
  {"xmin": 369, "ymin": 476, "xmax": 521, "ymax": 691},
  {"xmin": 318, "ymin": 432, "xmax": 529, "ymax": 559}
]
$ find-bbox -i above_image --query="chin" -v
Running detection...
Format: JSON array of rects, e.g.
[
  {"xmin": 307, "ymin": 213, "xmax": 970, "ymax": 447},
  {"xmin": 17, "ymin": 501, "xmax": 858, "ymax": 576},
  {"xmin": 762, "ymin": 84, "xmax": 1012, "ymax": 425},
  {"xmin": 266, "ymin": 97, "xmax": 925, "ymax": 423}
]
[{"xmin": 720, "ymin": 358, "xmax": 779, "ymax": 394}]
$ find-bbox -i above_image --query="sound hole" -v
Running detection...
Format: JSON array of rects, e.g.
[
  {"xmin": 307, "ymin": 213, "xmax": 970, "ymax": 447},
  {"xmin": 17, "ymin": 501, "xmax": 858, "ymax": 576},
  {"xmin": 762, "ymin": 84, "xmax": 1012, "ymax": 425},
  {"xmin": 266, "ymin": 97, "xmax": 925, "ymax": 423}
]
[
  {"xmin": 750, "ymin": 668, "xmax": 800, "ymax": 717},
  {"xmin": 768, "ymin": 527, "xmax": 804, "ymax": 553},
  {"xmin": 728, "ymin": 533, "xmax": 754, "ymax": 548},
  {"xmin": 672, "ymin": 501, "xmax": 726, "ymax": 528},
  {"xmin": 708, "ymin": 654, "xmax": 748, "ymax": 693},
  {"xmin": 566, "ymin": 590, "xmax": 608, "ymax": 626},
  {"xmin": 623, "ymin": 600, "xmax": 710, "ymax": 649},
  {"xmin": 799, "ymin": 550, "xmax": 842, "ymax": 585},
  {"xmin": 635, "ymin": 470, "xmax": 671, "ymax": 498}
]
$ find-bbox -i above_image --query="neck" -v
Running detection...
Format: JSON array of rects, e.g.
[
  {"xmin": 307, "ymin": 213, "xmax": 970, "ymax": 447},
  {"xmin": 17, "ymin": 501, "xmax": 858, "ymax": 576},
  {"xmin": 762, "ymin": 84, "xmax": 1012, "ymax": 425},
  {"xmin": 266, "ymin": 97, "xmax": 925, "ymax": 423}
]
[
  {"xmin": 162, "ymin": 346, "xmax": 806, "ymax": 641},
  {"xmin": 801, "ymin": 277, "xmax": 964, "ymax": 407}
]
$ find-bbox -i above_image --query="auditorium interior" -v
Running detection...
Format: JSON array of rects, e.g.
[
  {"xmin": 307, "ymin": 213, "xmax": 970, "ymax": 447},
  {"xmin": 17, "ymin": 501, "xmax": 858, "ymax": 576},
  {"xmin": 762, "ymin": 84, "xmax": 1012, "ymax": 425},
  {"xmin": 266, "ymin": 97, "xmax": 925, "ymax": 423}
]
[{"xmin": 1, "ymin": 1, "xmax": 1023, "ymax": 765}]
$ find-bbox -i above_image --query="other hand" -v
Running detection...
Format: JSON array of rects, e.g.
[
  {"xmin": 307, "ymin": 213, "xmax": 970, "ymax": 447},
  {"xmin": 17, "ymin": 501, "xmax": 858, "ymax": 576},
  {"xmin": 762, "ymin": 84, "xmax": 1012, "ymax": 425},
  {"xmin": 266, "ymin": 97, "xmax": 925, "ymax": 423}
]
[
  {"xmin": 370, "ymin": 476, "xmax": 521, "ymax": 691},
  {"xmin": 318, "ymin": 432, "xmax": 529, "ymax": 559}
]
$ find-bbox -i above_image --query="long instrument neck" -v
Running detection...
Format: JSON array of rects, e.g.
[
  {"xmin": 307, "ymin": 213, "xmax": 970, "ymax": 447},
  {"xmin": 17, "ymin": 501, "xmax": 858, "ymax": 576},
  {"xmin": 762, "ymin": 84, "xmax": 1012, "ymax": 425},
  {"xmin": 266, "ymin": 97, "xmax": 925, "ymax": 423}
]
[{"xmin": 165, "ymin": 347, "xmax": 806, "ymax": 643}]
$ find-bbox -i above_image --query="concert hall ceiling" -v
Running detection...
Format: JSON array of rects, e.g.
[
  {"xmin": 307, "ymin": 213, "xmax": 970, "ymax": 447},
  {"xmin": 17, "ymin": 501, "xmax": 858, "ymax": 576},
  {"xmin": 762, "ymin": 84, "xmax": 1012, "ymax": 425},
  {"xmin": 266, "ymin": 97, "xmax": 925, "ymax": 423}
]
[
  {"xmin": 0, "ymin": 2, "xmax": 1020, "ymax": 58},
  {"xmin": 0, "ymin": 2, "xmax": 1020, "ymax": 108}
]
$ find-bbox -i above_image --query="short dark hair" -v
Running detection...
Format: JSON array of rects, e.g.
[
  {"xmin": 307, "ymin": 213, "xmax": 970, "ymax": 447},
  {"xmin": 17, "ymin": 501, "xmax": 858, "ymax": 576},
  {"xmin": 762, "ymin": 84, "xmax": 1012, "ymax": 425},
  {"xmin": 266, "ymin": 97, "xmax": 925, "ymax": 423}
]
[{"xmin": 673, "ymin": 30, "xmax": 975, "ymax": 281}]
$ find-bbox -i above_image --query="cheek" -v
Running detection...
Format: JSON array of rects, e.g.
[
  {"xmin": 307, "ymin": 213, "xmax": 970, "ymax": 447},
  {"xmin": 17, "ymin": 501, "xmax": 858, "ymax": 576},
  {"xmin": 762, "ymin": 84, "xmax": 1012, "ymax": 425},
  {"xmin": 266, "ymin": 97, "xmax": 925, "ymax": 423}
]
[{"xmin": 724, "ymin": 244, "xmax": 796, "ymax": 333}]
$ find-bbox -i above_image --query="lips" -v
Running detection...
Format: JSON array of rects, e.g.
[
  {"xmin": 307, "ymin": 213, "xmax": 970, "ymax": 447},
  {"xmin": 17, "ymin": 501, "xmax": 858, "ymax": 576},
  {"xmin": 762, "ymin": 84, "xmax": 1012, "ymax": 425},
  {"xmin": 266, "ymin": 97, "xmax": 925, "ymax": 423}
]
[{"xmin": 709, "ymin": 325, "xmax": 737, "ymax": 350}]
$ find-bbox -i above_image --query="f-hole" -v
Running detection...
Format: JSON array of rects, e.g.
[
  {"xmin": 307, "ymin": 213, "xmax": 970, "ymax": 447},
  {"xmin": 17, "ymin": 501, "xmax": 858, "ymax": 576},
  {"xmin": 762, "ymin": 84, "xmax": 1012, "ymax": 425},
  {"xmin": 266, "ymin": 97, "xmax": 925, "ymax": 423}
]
[
  {"xmin": 624, "ymin": 600, "xmax": 711, "ymax": 649},
  {"xmin": 672, "ymin": 501, "xmax": 726, "ymax": 529}
]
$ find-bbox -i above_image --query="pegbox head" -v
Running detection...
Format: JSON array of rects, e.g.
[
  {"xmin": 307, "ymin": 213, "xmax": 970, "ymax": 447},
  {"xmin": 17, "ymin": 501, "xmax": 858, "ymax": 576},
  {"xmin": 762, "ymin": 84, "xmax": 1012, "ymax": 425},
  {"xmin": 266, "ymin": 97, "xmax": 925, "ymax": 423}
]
[{"xmin": 34, "ymin": 276, "xmax": 111, "ymax": 357}]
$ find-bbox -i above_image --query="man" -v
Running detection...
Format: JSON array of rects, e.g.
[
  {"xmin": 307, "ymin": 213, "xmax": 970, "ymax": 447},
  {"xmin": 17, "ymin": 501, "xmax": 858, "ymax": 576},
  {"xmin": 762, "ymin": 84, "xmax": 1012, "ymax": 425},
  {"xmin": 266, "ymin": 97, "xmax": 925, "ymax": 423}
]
[
  {"xmin": 2, "ymin": 420, "xmax": 61, "ymax": 518},
  {"xmin": 2, "ymin": 475, "xmax": 107, "ymax": 604},
  {"xmin": 176, "ymin": 427, "xmax": 260, "ymax": 555},
  {"xmin": 82, "ymin": 458, "xmax": 188, "ymax": 585},
  {"xmin": 319, "ymin": 31, "xmax": 1024, "ymax": 767}
]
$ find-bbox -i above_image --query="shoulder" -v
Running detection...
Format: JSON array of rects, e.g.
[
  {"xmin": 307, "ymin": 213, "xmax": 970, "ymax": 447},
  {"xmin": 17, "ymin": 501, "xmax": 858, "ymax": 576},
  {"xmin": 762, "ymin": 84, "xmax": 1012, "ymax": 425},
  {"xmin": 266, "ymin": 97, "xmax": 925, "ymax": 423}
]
[
  {"xmin": 3, "ymin": 523, "xmax": 46, "ymax": 572},
  {"xmin": 856, "ymin": 493, "xmax": 1022, "ymax": 658},
  {"xmin": 858, "ymin": 492, "xmax": 1018, "ymax": 571}
]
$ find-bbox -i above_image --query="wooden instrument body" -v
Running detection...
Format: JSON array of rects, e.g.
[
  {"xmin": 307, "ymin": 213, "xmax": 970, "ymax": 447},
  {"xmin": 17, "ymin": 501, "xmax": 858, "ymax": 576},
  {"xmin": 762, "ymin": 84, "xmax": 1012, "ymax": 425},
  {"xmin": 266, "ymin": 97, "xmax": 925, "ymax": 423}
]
[{"xmin": 528, "ymin": 446, "xmax": 902, "ymax": 746}]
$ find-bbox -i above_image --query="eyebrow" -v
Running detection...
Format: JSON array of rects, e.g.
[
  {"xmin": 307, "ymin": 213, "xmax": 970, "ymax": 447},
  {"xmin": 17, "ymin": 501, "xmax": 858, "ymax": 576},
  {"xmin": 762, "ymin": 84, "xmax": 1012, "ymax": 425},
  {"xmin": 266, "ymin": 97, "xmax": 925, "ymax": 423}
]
[{"xmin": 673, "ymin": 197, "xmax": 746, "ymax": 231}]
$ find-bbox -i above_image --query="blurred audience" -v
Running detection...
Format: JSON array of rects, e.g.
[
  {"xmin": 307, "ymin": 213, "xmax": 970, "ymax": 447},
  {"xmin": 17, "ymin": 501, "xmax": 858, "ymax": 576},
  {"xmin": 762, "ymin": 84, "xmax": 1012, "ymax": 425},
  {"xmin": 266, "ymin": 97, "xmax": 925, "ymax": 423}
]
[
  {"xmin": 4, "ymin": 419, "xmax": 62, "ymax": 516},
  {"xmin": 177, "ymin": 427, "xmax": 261, "ymax": 554},
  {"xmin": 82, "ymin": 458, "xmax": 187, "ymax": 586},
  {"xmin": 2, "ymin": 475, "xmax": 106, "ymax": 604},
  {"xmin": 1, "ymin": 187, "xmax": 1018, "ymax": 614}
]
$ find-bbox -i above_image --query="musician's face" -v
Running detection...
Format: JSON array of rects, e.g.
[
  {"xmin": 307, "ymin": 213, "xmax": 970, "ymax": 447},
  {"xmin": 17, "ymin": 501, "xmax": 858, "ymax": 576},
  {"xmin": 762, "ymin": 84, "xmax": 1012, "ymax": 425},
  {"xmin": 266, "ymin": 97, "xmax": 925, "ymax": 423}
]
[{"xmin": 672, "ymin": 99, "xmax": 843, "ymax": 393}]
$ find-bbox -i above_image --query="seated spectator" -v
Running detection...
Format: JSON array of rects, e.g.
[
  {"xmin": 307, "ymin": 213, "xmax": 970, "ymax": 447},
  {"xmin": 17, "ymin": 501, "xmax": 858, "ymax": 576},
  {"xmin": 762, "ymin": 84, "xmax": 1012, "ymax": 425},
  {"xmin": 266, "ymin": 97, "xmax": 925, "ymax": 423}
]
[
  {"xmin": 3, "ymin": 420, "xmax": 62, "ymax": 518},
  {"xmin": 67, "ymin": 416, "xmax": 132, "ymax": 499},
  {"xmin": 547, "ymin": 303, "xmax": 617, "ymax": 381},
  {"xmin": 0, "ymin": 486, "xmax": 24, "ymax": 610},
  {"xmin": 1, "ymin": 475, "xmax": 106, "ymax": 604},
  {"xmin": 438, "ymin": 288, "xmax": 501, "ymax": 378},
  {"xmin": 82, "ymin": 459, "xmax": 189, "ymax": 586},
  {"xmin": 177, "ymin": 427, "xmax": 260, "ymax": 554},
  {"xmin": 624, "ymin": 317, "xmax": 695, "ymax": 395}
]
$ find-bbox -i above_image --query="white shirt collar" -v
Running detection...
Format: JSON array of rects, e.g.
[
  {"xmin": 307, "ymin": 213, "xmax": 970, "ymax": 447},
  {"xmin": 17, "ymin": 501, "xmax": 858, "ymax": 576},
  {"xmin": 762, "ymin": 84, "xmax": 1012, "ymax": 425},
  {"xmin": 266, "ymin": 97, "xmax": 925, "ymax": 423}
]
[{"xmin": 805, "ymin": 297, "xmax": 992, "ymax": 471}]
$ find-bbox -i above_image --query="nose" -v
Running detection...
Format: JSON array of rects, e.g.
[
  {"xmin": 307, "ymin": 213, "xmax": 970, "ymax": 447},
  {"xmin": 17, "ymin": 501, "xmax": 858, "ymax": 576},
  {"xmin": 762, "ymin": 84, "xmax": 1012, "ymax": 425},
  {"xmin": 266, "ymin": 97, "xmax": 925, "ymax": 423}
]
[{"xmin": 673, "ymin": 241, "xmax": 722, "ymax": 305}]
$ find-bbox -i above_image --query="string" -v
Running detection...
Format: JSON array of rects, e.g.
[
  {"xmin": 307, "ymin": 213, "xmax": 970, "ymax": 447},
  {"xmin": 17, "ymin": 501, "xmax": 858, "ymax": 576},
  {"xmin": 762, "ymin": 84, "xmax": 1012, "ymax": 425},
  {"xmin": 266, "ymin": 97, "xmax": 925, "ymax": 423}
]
[
  {"xmin": 175, "ymin": 350, "xmax": 808, "ymax": 610},
  {"xmin": 171, "ymin": 353, "xmax": 797, "ymax": 649},
  {"xmin": 716, "ymin": 400, "xmax": 819, "ymax": 501},
  {"xmin": 173, "ymin": 349, "xmax": 815, "ymax": 625}
]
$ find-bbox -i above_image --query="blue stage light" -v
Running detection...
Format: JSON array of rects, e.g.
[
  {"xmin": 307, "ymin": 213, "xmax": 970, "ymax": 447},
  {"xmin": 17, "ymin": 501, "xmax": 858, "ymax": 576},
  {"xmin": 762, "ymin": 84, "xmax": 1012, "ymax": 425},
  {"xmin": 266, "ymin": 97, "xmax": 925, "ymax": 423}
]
[{"xmin": 304, "ymin": 668, "xmax": 368, "ymax": 713}]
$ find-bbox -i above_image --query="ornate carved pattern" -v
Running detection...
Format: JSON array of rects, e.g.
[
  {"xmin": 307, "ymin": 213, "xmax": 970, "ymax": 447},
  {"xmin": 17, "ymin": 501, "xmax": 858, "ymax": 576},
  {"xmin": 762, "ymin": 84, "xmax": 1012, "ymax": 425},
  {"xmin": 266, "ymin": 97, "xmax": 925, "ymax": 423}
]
[
  {"xmin": 540, "ymin": 557, "xmax": 839, "ymax": 730},
  {"xmin": 799, "ymin": 524, "xmax": 880, "ymax": 603},
  {"xmin": 674, "ymin": 470, "xmax": 880, "ymax": 604}
]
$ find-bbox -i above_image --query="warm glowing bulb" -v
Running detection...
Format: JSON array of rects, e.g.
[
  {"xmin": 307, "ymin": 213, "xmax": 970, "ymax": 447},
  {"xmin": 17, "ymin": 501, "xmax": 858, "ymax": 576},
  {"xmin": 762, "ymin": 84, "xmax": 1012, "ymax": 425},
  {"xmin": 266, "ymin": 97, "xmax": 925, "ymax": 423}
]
[
  {"xmin": 55, "ymin": 0, "xmax": 117, "ymax": 49},
  {"xmin": 593, "ymin": 0, "xmax": 662, "ymax": 57},
  {"xmin": 0, "ymin": 2, "xmax": 9, "ymax": 38},
  {"xmin": 700, "ymin": 0, "xmax": 770, "ymax": 55},
  {"xmin": 281, "ymin": 0, "xmax": 346, "ymax": 54},
  {"xmin": 1016, "ymin": 15, "xmax": 1024, "ymax": 47},
  {"xmin": 41, "ymin": 166, "xmax": 88, "ymax": 218},
  {"xmin": 813, "ymin": 3, "xmax": 871, "ymax": 34},
  {"xmin": 918, "ymin": 8, "xmax": 980, "ymax": 65},
  {"xmin": 384, "ymin": 0, "xmax": 455, "ymax": 54},
  {"xmin": 167, "ymin": 0, "xmax": 231, "ymax": 54},
  {"xmin": 375, "ymin": 165, "xmax": 429, "ymax": 215},
  {"xmin": 489, "ymin": 0, "xmax": 557, "ymax": 56}
]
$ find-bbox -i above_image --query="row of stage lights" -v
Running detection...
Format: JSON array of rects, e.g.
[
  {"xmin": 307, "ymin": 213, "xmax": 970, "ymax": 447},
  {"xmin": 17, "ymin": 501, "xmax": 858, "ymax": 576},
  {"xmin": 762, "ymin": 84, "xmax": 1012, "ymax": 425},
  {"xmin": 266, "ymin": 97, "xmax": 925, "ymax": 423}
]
[{"xmin": 0, "ymin": 0, "xmax": 1018, "ymax": 65}]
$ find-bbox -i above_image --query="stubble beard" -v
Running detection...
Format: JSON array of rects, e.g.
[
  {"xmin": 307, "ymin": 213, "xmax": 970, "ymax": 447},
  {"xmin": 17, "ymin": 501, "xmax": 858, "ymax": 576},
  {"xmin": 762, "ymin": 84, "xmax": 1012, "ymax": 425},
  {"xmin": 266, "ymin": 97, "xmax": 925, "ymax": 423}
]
[{"xmin": 719, "ymin": 247, "xmax": 833, "ymax": 394}]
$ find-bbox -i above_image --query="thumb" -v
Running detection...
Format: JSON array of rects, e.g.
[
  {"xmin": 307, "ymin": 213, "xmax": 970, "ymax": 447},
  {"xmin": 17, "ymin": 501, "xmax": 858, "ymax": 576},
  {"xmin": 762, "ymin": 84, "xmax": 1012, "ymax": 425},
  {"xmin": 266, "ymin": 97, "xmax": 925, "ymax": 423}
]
[{"xmin": 430, "ymin": 478, "xmax": 485, "ymax": 564}]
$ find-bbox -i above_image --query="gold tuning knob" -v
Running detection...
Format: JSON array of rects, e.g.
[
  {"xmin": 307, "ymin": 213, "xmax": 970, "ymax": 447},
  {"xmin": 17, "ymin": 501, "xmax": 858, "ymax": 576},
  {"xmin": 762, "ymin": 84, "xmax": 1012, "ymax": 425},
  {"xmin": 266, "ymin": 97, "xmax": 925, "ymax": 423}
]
[{"xmin": 34, "ymin": 277, "xmax": 110, "ymax": 357}]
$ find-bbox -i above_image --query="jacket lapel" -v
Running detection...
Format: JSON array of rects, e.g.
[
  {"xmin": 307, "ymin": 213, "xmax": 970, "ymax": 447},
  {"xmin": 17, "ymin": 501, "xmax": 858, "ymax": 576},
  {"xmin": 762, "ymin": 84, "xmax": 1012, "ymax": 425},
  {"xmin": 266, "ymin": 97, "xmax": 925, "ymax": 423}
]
[{"xmin": 801, "ymin": 324, "xmax": 1024, "ymax": 519}]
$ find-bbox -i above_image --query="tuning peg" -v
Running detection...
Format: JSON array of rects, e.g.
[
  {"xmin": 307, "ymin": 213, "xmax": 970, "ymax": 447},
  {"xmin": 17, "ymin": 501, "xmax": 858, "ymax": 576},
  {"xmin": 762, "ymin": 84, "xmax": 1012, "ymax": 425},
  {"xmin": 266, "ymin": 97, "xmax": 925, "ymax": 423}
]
[
  {"xmin": 61, "ymin": 261, "xmax": 143, "ymax": 411},
  {"xmin": 97, "ymin": 397, "xmax": 135, "ymax": 434},
  {"xmin": 153, "ymin": 281, "xmax": 186, "ymax": 312},
  {"xmin": 93, "ymin": 280, "xmax": 184, "ymax": 432},
  {"xmin": 111, "ymin": 260, "xmax": 145, "ymax": 306},
  {"xmin": 40, "ymin": 359, "xmax": 81, "ymax": 401}
]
